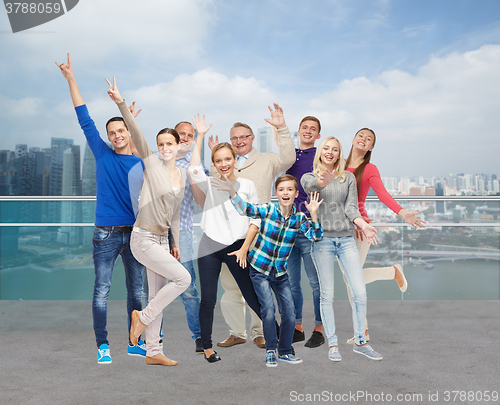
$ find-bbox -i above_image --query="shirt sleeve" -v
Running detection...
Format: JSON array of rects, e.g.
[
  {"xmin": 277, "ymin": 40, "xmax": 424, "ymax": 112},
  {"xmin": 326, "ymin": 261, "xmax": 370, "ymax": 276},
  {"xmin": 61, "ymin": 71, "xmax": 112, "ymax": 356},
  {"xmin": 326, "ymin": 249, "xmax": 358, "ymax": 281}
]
[
  {"xmin": 75, "ymin": 104, "xmax": 109, "ymax": 159},
  {"xmin": 344, "ymin": 174, "xmax": 362, "ymax": 223},
  {"xmin": 188, "ymin": 165, "xmax": 209, "ymax": 194},
  {"xmin": 298, "ymin": 214, "xmax": 323, "ymax": 242},
  {"xmin": 365, "ymin": 165, "xmax": 403, "ymax": 215},
  {"xmin": 230, "ymin": 194, "xmax": 269, "ymax": 219}
]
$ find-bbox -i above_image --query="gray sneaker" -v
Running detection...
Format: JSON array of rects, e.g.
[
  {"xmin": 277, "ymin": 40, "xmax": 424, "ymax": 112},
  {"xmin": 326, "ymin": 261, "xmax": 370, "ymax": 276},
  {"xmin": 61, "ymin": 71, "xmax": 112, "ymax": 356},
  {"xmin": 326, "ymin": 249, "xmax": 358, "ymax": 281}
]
[
  {"xmin": 353, "ymin": 343, "xmax": 383, "ymax": 360},
  {"xmin": 328, "ymin": 346, "xmax": 342, "ymax": 362}
]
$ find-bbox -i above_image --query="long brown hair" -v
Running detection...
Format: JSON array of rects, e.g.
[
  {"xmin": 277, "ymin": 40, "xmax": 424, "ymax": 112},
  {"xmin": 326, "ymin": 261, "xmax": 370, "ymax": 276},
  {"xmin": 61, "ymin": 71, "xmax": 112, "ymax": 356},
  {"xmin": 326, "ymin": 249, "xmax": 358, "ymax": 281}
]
[{"xmin": 345, "ymin": 128, "xmax": 376, "ymax": 196}]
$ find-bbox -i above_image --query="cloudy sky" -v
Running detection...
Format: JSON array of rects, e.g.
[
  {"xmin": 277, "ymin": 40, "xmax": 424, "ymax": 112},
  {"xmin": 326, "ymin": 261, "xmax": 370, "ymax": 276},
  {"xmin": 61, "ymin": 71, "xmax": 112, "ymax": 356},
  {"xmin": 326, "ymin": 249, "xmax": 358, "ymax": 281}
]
[{"xmin": 0, "ymin": 0, "xmax": 499, "ymax": 177}]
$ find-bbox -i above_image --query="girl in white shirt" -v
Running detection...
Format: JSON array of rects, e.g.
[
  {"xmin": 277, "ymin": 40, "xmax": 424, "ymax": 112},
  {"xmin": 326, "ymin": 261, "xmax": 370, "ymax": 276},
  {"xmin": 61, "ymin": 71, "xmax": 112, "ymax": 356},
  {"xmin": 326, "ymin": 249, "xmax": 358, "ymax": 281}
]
[{"xmin": 188, "ymin": 116, "xmax": 262, "ymax": 363}]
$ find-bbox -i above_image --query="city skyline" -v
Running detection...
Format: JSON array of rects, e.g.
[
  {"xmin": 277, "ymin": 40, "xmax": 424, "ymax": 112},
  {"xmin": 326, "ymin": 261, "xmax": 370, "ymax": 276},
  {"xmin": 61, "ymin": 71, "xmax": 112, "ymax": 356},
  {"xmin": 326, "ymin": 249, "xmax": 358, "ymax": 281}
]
[
  {"xmin": 0, "ymin": 135, "xmax": 498, "ymax": 197},
  {"xmin": 0, "ymin": 1, "xmax": 499, "ymax": 178}
]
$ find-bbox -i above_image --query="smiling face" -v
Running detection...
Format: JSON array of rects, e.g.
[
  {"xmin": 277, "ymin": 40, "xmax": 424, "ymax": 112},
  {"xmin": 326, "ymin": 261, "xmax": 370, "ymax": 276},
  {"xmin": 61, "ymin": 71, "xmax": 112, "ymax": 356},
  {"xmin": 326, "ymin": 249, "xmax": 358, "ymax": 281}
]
[
  {"xmin": 230, "ymin": 126, "xmax": 254, "ymax": 156},
  {"xmin": 298, "ymin": 119, "xmax": 321, "ymax": 149},
  {"xmin": 107, "ymin": 121, "xmax": 130, "ymax": 152},
  {"xmin": 352, "ymin": 129, "xmax": 375, "ymax": 154},
  {"xmin": 157, "ymin": 133, "xmax": 180, "ymax": 161},
  {"xmin": 275, "ymin": 179, "xmax": 299, "ymax": 209},
  {"xmin": 176, "ymin": 122, "xmax": 195, "ymax": 156},
  {"xmin": 320, "ymin": 138, "xmax": 341, "ymax": 169},
  {"xmin": 212, "ymin": 146, "xmax": 236, "ymax": 178}
]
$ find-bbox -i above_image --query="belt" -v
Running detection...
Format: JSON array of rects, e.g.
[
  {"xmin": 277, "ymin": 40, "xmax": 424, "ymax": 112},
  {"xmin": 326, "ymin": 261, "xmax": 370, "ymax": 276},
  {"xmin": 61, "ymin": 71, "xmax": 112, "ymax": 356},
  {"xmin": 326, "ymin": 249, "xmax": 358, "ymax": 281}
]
[{"xmin": 96, "ymin": 225, "xmax": 133, "ymax": 232}]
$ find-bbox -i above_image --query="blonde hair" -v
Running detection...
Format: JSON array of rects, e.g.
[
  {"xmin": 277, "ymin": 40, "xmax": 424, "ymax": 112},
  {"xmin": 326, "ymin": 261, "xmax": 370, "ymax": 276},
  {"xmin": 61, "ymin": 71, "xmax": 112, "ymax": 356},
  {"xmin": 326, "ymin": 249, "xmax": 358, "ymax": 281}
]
[
  {"xmin": 211, "ymin": 142, "xmax": 236, "ymax": 163},
  {"xmin": 313, "ymin": 137, "xmax": 347, "ymax": 183}
]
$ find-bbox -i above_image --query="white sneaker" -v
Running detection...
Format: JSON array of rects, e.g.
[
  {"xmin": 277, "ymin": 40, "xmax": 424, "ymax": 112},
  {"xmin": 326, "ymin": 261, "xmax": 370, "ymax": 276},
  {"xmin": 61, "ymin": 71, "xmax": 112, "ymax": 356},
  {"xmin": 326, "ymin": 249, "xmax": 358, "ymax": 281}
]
[{"xmin": 328, "ymin": 346, "xmax": 341, "ymax": 362}]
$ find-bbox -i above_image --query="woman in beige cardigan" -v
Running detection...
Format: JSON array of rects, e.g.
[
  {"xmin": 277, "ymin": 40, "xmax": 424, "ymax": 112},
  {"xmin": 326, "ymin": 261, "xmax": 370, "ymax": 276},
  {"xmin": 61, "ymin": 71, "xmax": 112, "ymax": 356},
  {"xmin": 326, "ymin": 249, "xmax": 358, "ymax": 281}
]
[{"xmin": 106, "ymin": 77, "xmax": 191, "ymax": 366}]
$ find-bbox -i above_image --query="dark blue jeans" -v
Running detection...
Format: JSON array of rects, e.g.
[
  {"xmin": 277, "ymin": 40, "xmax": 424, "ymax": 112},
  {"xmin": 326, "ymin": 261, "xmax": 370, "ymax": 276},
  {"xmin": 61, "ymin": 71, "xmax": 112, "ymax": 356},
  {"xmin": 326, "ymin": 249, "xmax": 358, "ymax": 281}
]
[
  {"xmin": 92, "ymin": 227, "xmax": 144, "ymax": 347},
  {"xmin": 249, "ymin": 266, "xmax": 294, "ymax": 355},
  {"xmin": 197, "ymin": 234, "xmax": 261, "ymax": 350},
  {"xmin": 287, "ymin": 232, "xmax": 322, "ymax": 326}
]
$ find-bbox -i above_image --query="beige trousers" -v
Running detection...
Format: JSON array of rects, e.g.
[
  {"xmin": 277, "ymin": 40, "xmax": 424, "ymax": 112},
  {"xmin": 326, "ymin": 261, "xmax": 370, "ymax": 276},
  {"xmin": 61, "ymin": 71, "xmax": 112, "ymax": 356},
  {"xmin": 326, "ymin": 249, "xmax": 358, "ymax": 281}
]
[
  {"xmin": 220, "ymin": 264, "xmax": 264, "ymax": 340},
  {"xmin": 130, "ymin": 231, "xmax": 191, "ymax": 357}
]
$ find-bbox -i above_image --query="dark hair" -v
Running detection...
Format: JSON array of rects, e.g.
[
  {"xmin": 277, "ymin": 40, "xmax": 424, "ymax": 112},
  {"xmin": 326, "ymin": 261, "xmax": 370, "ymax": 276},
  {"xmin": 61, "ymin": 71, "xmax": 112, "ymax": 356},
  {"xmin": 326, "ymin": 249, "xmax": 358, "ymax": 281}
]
[
  {"xmin": 345, "ymin": 128, "xmax": 377, "ymax": 196},
  {"xmin": 156, "ymin": 128, "xmax": 180, "ymax": 144},
  {"xmin": 106, "ymin": 117, "xmax": 128, "ymax": 134},
  {"xmin": 275, "ymin": 174, "xmax": 298, "ymax": 191},
  {"xmin": 299, "ymin": 116, "xmax": 321, "ymax": 133}
]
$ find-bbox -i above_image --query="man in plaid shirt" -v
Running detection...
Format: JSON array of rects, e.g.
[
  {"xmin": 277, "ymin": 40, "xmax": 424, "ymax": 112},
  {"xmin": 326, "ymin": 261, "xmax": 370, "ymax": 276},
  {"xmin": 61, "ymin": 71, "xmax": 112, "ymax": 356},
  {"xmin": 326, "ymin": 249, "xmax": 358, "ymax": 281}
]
[
  {"xmin": 174, "ymin": 120, "xmax": 209, "ymax": 354},
  {"xmin": 217, "ymin": 173, "xmax": 323, "ymax": 367}
]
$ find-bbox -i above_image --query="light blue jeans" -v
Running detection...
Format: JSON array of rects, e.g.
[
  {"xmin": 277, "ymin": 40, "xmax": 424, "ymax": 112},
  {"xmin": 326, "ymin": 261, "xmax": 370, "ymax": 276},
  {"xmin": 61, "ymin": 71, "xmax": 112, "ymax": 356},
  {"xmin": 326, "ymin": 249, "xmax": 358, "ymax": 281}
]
[
  {"xmin": 177, "ymin": 230, "xmax": 201, "ymax": 341},
  {"xmin": 311, "ymin": 236, "xmax": 367, "ymax": 347}
]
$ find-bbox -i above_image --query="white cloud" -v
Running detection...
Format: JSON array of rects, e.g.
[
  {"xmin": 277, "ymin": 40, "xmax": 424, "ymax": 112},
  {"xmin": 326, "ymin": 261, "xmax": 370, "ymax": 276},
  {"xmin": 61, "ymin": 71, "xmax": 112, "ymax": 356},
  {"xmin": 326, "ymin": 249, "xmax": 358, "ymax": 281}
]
[
  {"xmin": 301, "ymin": 44, "xmax": 500, "ymax": 176},
  {"xmin": 0, "ymin": 0, "xmax": 216, "ymax": 74},
  {"xmin": 1, "ymin": 44, "xmax": 498, "ymax": 178}
]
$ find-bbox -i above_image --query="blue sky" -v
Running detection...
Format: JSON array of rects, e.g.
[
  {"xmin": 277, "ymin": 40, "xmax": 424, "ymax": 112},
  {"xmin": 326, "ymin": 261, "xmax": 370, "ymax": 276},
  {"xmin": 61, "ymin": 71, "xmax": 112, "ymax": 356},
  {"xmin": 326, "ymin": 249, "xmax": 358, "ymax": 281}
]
[{"xmin": 1, "ymin": 0, "xmax": 499, "ymax": 177}]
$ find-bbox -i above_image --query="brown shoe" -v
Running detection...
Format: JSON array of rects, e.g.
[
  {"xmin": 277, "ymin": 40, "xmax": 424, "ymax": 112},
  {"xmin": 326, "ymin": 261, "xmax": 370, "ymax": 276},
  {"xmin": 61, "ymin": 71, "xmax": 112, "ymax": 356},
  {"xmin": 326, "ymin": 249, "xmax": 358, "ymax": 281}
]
[
  {"xmin": 217, "ymin": 335, "xmax": 246, "ymax": 347},
  {"xmin": 253, "ymin": 336, "xmax": 265, "ymax": 348},
  {"xmin": 145, "ymin": 353, "xmax": 178, "ymax": 366},
  {"xmin": 130, "ymin": 310, "xmax": 146, "ymax": 346}
]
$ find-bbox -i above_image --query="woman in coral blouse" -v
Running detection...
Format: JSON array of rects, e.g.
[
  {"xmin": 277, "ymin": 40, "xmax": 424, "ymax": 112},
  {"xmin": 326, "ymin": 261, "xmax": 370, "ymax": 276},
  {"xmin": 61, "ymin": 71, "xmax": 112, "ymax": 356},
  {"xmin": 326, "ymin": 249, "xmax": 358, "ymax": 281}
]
[{"xmin": 342, "ymin": 128, "xmax": 425, "ymax": 343}]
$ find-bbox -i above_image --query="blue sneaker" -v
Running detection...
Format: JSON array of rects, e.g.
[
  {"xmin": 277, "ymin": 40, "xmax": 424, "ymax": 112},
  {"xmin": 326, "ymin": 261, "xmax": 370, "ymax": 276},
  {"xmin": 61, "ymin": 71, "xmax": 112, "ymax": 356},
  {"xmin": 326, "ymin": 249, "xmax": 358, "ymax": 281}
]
[
  {"xmin": 266, "ymin": 350, "xmax": 278, "ymax": 368},
  {"xmin": 278, "ymin": 353, "xmax": 303, "ymax": 364},
  {"xmin": 127, "ymin": 340, "xmax": 147, "ymax": 357},
  {"xmin": 97, "ymin": 344, "xmax": 112, "ymax": 364}
]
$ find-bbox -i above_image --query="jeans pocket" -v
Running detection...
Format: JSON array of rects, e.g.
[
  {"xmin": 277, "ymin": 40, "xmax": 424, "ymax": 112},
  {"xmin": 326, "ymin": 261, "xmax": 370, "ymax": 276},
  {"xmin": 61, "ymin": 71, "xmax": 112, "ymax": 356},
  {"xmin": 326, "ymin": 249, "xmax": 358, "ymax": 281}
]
[{"xmin": 93, "ymin": 228, "xmax": 111, "ymax": 242}]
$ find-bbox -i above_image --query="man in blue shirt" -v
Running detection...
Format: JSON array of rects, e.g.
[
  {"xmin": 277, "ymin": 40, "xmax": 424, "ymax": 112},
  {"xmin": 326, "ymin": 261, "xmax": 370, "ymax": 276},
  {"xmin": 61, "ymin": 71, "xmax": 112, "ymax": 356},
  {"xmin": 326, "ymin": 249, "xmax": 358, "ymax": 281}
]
[{"xmin": 57, "ymin": 54, "xmax": 146, "ymax": 364}]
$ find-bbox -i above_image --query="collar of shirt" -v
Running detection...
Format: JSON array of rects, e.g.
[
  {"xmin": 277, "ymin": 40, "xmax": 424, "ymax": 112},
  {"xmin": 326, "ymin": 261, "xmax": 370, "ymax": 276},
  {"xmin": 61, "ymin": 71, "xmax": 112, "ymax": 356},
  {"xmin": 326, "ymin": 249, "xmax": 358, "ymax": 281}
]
[{"xmin": 237, "ymin": 151, "xmax": 252, "ymax": 168}]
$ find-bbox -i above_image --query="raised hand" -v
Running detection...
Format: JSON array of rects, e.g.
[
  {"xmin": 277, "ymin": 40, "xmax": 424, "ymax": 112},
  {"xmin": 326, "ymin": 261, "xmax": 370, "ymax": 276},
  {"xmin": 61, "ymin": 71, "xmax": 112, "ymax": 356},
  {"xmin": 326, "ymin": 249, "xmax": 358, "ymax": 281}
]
[
  {"xmin": 208, "ymin": 135, "xmax": 219, "ymax": 150},
  {"xmin": 129, "ymin": 101, "xmax": 142, "ymax": 118},
  {"xmin": 264, "ymin": 103, "xmax": 286, "ymax": 130},
  {"xmin": 304, "ymin": 192, "xmax": 323, "ymax": 216},
  {"xmin": 211, "ymin": 176, "xmax": 237, "ymax": 198},
  {"xmin": 105, "ymin": 76, "xmax": 124, "ymax": 104},
  {"xmin": 319, "ymin": 169, "xmax": 335, "ymax": 186},
  {"xmin": 192, "ymin": 114, "xmax": 213, "ymax": 137},
  {"xmin": 400, "ymin": 210, "xmax": 426, "ymax": 229},
  {"xmin": 55, "ymin": 53, "xmax": 73, "ymax": 81}
]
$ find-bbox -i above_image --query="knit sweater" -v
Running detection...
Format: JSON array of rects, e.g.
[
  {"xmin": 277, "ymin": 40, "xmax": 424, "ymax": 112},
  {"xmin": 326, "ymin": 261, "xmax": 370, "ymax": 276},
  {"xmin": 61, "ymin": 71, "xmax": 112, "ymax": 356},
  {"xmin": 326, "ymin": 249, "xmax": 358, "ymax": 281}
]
[
  {"xmin": 210, "ymin": 126, "xmax": 295, "ymax": 203},
  {"xmin": 117, "ymin": 101, "xmax": 185, "ymax": 246},
  {"xmin": 301, "ymin": 171, "xmax": 361, "ymax": 238}
]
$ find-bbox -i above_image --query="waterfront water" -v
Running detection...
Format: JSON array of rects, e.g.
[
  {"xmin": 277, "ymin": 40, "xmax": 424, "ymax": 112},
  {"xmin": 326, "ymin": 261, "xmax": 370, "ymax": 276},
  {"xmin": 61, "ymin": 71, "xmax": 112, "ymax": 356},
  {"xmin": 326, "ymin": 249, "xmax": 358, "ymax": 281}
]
[{"xmin": 1, "ymin": 256, "xmax": 498, "ymax": 300}]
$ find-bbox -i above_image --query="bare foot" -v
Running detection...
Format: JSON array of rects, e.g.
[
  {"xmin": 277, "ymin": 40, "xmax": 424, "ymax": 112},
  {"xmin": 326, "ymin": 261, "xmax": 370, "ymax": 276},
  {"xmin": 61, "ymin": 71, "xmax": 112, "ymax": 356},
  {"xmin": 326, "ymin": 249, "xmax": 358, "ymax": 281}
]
[
  {"xmin": 130, "ymin": 310, "xmax": 147, "ymax": 346},
  {"xmin": 313, "ymin": 325, "xmax": 323, "ymax": 333},
  {"xmin": 204, "ymin": 348, "xmax": 214, "ymax": 357},
  {"xmin": 145, "ymin": 353, "xmax": 178, "ymax": 366}
]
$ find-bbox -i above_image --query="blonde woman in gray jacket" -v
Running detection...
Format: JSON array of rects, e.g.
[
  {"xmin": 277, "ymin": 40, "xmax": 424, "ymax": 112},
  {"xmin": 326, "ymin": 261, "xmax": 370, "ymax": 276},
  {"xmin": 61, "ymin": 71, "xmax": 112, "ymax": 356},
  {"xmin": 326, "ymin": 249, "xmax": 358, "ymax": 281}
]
[
  {"xmin": 107, "ymin": 77, "xmax": 190, "ymax": 366},
  {"xmin": 302, "ymin": 136, "xmax": 382, "ymax": 363}
]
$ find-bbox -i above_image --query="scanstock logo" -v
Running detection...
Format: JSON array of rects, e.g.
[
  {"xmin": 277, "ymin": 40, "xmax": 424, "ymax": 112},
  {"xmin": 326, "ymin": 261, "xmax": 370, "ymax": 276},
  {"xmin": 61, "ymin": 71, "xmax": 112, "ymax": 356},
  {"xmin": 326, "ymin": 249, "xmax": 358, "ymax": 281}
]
[{"xmin": 4, "ymin": 0, "xmax": 79, "ymax": 33}]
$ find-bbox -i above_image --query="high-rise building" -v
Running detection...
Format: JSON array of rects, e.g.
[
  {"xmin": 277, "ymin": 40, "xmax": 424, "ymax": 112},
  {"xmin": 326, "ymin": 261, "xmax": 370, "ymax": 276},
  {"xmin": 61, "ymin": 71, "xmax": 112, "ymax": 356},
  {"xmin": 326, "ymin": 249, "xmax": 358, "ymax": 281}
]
[
  {"xmin": 82, "ymin": 142, "xmax": 96, "ymax": 196},
  {"xmin": 257, "ymin": 127, "xmax": 273, "ymax": 154},
  {"xmin": 49, "ymin": 138, "xmax": 73, "ymax": 196}
]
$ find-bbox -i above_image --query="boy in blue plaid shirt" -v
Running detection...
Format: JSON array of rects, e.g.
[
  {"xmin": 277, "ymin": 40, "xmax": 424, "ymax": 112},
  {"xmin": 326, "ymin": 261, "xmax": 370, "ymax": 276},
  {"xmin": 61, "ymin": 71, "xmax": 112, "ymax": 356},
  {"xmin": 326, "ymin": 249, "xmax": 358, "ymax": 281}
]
[{"xmin": 215, "ymin": 174, "xmax": 323, "ymax": 367}]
